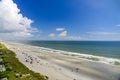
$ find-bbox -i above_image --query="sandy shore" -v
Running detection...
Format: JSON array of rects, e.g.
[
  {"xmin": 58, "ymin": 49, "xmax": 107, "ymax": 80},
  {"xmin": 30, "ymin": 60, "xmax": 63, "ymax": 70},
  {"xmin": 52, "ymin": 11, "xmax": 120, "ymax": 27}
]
[{"xmin": 4, "ymin": 42, "xmax": 120, "ymax": 80}]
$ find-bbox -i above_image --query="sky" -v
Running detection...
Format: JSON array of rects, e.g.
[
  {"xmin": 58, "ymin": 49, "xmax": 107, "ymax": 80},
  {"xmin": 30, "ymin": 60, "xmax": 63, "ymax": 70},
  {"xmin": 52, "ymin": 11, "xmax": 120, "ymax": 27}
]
[{"xmin": 0, "ymin": 0, "xmax": 120, "ymax": 40}]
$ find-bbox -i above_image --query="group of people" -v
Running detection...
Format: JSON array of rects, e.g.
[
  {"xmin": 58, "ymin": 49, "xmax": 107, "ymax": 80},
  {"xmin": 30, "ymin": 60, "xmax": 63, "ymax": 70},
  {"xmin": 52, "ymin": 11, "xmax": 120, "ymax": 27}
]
[{"xmin": 22, "ymin": 52, "xmax": 40, "ymax": 65}]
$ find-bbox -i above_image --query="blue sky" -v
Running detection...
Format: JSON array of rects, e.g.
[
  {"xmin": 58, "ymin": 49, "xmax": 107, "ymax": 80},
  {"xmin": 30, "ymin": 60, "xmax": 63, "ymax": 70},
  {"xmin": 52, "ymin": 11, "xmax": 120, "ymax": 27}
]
[{"xmin": 0, "ymin": 0, "xmax": 120, "ymax": 40}]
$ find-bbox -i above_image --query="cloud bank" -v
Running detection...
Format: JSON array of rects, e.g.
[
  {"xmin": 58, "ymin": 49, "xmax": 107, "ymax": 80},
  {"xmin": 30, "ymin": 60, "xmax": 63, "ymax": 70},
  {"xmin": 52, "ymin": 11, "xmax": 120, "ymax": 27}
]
[{"xmin": 0, "ymin": 0, "xmax": 36, "ymax": 39}]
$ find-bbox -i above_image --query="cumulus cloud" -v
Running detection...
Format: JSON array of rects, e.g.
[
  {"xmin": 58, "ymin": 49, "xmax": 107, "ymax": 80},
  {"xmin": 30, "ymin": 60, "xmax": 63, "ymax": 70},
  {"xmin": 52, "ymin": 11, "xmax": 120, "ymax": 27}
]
[
  {"xmin": 0, "ymin": 0, "xmax": 37, "ymax": 39},
  {"xmin": 48, "ymin": 33, "xmax": 56, "ymax": 37},
  {"xmin": 48, "ymin": 28, "xmax": 82, "ymax": 40},
  {"xmin": 56, "ymin": 28, "xmax": 65, "ymax": 31},
  {"xmin": 58, "ymin": 31, "xmax": 67, "ymax": 37}
]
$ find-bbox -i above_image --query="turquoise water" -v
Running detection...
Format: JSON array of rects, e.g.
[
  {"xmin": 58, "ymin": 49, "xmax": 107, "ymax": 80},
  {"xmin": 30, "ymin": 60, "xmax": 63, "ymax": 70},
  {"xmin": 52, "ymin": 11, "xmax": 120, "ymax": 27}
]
[{"xmin": 21, "ymin": 41, "xmax": 120, "ymax": 59}]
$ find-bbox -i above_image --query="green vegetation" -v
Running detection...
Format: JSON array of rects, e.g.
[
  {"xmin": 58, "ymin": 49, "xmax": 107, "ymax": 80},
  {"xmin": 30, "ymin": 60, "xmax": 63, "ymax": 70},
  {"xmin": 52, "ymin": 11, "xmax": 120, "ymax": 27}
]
[
  {"xmin": 86, "ymin": 57, "xmax": 99, "ymax": 61},
  {"xmin": 0, "ymin": 43, "xmax": 46, "ymax": 80}
]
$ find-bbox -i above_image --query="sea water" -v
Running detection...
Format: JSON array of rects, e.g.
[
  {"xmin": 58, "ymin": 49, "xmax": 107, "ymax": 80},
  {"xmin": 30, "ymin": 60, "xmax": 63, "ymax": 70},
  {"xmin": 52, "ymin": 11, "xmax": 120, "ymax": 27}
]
[{"xmin": 21, "ymin": 41, "xmax": 120, "ymax": 59}]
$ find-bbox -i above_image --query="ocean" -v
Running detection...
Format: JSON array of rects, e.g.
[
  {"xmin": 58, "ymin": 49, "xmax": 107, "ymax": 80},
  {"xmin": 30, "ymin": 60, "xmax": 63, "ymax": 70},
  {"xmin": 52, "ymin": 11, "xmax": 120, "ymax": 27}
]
[{"xmin": 21, "ymin": 41, "xmax": 120, "ymax": 59}]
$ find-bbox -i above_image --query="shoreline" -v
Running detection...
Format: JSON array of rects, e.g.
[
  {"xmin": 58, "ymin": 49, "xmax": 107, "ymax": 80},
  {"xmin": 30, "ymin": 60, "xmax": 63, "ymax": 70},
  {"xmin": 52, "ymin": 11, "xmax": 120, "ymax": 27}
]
[
  {"xmin": 8, "ymin": 41, "xmax": 120, "ymax": 65},
  {"xmin": 4, "ymin": 41, "xmax": 120, "ymax": 80},
  {"xmin": 32, "ymin": 45, "xmax": 120, "ymax": 65}
]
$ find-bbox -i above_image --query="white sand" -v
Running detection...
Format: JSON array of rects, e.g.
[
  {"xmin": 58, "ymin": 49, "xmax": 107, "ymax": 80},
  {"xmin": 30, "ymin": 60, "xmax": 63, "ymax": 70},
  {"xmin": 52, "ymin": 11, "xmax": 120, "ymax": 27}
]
[{"xmin": 4, "ymin": 42, "xmax": 120, "ymax": 80}]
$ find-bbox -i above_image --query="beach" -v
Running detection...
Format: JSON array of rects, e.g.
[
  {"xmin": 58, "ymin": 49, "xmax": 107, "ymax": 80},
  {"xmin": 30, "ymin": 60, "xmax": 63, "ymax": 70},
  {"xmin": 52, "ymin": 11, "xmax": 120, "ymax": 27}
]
[{"xmin": 4, "ymin": 42, "xmax": 120, "ymax": 80}]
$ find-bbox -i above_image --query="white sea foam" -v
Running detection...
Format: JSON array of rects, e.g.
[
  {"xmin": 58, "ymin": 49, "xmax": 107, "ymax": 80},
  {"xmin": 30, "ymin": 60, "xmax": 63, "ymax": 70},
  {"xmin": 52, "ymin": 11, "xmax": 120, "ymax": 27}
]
[
  {"xmin": 5, "ymin": 41, "xmax": 120, "ymax": 65},
  {"xmin": 23, "ymin": 43, "xmax": 120, "ymax": 65}
]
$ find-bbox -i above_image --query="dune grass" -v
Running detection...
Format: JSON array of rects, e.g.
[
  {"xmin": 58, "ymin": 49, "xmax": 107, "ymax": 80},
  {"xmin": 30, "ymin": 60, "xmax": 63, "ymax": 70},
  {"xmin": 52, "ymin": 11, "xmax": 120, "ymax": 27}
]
[{"xmin": 0, "ymin": 43, "xmax": 46, "ymax": 80}]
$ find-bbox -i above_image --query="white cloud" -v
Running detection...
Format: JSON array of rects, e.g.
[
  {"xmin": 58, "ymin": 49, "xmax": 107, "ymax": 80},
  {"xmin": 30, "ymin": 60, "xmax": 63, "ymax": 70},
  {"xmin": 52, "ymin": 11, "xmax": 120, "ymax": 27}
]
[
  {"xmin": 56, "ymin": 28, "xmax": 65, "ymax": 31},
  {"xmin": 87, "ymin": 32, "xmax": 120, "ymax": 35},
  {"xmin": 48, "ymin": 33, "xmax": 56, "ymax": 37},
  {"xmin": 48, "ymin": 29, "xmax": 82, "ymax": 40},
  {"xmin": 0, "ymin": 0, "xmax": 37, "ymax": 39},
  {"xmin": 58, "ymin": 31, "xmax": 67, "ymax": 37}
]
